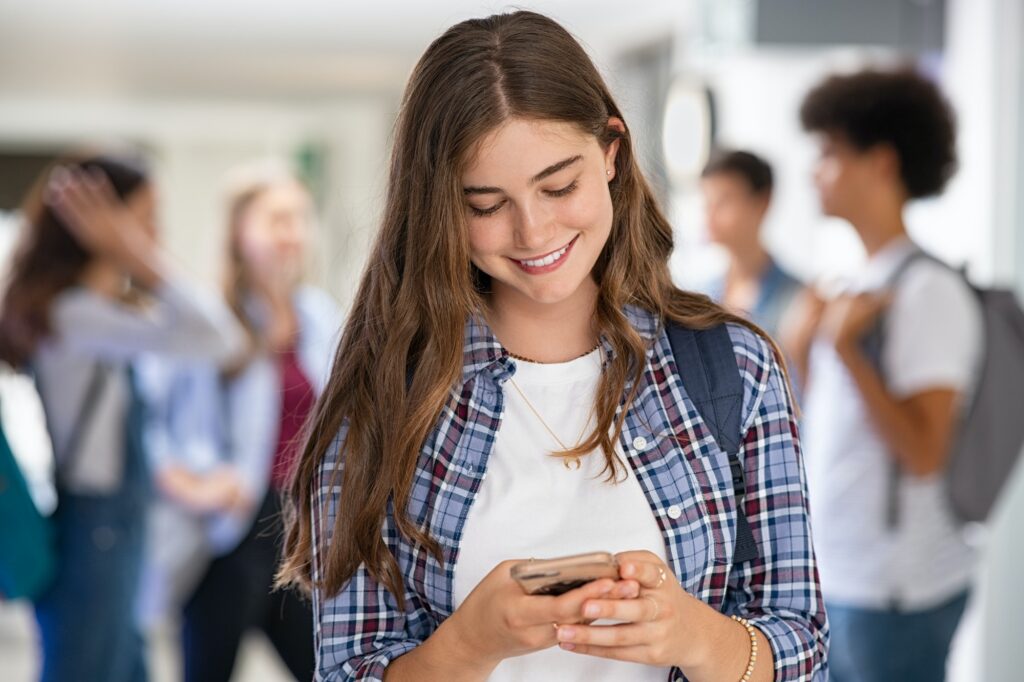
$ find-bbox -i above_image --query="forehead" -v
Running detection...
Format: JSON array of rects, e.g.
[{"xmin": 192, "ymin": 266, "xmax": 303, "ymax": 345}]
[
  {"xmin": 701, "ymin": 172, "xmax": 751, "ymax": 194},
  {"xmin": 463, "ymin": 118, "xmax": 595, "ymax": 180},
  {"xmin": 252, "ymin": 180, "xmax": 310, "ymax": 209}
]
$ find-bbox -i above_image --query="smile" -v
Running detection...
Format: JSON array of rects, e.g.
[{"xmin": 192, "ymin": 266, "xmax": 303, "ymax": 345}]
[{"xmin": 511, "ymin": 235, "xmax": 578, "ymax": 273}]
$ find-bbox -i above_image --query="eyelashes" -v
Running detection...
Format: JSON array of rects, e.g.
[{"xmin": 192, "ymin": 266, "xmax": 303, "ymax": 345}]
[
  {"xmin": 469, "ymin": 180, "xmax": 579, "ymax": 218},
  {"xmin": 545, "ymin": 180, "xmax": 579, "ymax": 198},
  {"xmin": 469, "ymin": 203, "xmax": 503, "ymax": 218}
]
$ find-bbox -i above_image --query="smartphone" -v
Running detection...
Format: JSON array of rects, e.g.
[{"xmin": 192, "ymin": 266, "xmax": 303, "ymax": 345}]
[{"xmin": 511, "ymin": 551, "xmax": 619, "ymax": 596}]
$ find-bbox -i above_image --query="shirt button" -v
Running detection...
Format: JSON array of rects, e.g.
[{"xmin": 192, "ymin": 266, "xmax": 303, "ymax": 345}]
[
  {"xmin": 667, "ymin": 505, "xmax": 682, "ymax": 520},
  {"xmin": 632, "ymin": 436, "xmax": 648, "ymax": 451}
]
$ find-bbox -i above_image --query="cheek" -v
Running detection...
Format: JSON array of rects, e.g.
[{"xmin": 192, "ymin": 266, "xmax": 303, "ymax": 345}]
[
  {"xmin": 559, "ymin": 185, "xmax": 612, "ymax": 233},
  {"xmin": 712, "ymin": 204, "xmax": 740, "ymax": 229},
  {"xmin": 467, "ymin": 218, "xmax": 511, "ymax": 265},
  {"xmin": 238, "ymin": 225, "xmax": 275, "ymax": 266}
]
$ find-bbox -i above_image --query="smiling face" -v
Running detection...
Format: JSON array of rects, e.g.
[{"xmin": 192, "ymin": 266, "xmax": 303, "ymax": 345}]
[{"xmin": 463, "ymin": 117, "xmax": 620, "ymax": 313}]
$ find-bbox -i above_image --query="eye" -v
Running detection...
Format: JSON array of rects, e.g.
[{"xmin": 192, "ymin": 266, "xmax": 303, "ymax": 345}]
[
  {"xmin": 468, "ymin": 200, "xmax": 506, "ymax": 218},
  {"xmin": 545, "ymin": 180, "xmax": 578, "ymax": 198}
]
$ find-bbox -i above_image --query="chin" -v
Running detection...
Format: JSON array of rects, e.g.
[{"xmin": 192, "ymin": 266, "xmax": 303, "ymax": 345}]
[{"xmin": 506, "ymin": 276, "xmax": 587, "ymax": 307}]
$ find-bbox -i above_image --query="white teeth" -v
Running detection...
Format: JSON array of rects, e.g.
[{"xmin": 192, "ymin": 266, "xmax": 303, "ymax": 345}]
[{"xmin": 520, "ymin": 243, "xmax": 570, "ymax": 268}]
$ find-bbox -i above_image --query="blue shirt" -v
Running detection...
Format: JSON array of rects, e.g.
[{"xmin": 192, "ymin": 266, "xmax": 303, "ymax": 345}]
[
  {"xmin": 140, "ymin": 286, "xmax": 341, "ymax": 553},
  {"xmin": 704, "ymin": 258, "xmax": 802, "ymax": 341}
]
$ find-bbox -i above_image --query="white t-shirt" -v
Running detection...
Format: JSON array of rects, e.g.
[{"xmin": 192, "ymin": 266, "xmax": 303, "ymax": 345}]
[
  {"xmin": 453, "ymin": 349, "xmax": 669, "ymax": 682},
  {"xmin": 802, "ymin": 238, "xmax": 983, "ymax": 611}
]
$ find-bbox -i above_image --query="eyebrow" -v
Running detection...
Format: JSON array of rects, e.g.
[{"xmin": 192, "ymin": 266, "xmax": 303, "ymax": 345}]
[{"xmin": 463, "ymin": 154, "xmax": 583, "ymax": 195}]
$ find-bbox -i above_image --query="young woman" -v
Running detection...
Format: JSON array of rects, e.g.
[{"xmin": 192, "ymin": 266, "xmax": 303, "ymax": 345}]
[
  {"xmin": 0, "ymin": 154, "xmax": 245, "ymax": 682},
  {"xmin": 279, "ymin": 11, "xmax": 828, "ymax": 682},
  {"xmin": 143, "ymin": 162, "xmax": 340, "ymax": 682}
]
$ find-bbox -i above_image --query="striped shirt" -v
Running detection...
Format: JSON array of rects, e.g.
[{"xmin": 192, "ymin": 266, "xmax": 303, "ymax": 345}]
[{"xmin": 312, "ymin": 305, "xmax": 828, "ymax": 681}]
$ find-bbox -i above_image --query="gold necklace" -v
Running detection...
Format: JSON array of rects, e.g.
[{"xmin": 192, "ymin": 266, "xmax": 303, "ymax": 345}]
[
  {"xmin": 507, "ymin": 353, "xmax": 599, "ymax": 470},
  {"xmin": 506, "ymin": 342, "xmax": 601, "ymax": 365}
]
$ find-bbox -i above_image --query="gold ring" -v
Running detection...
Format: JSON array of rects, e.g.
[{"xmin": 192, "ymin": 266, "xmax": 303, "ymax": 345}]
[
  {"xmin": 655, "ymin": 567, "xmax": 667, "ymax": 589},
  {"xmin": 643, "ymin": 595, "xmax": 660, "ymax": 621}
]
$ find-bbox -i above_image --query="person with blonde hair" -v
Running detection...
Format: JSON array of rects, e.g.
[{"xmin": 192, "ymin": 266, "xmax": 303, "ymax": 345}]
[{"xmin": 140, "ymin": 160, "xmax": 340, "ymax": 682}]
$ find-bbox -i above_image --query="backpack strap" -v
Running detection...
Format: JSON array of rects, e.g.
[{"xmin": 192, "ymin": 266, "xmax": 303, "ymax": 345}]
[
  {"xmin": 33, "ymin": 362, "xmax": 110, "ymax": 490},
  {"xmin": 869, "ymin": 247, "xmax": 956, "ymax": 530},
  {"xmin": 666, "ymin": 322, "xmax": 758, "ymax": 564}
]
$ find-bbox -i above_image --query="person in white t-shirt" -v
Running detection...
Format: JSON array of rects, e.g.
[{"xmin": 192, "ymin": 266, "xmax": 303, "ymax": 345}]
[
  {"xmin": 783, "ymin": 68, "xmax": 982, "ymax": 682},
  {"xmin": 276, "ymin": 11, "xmax": 828, "ymax": 682}
]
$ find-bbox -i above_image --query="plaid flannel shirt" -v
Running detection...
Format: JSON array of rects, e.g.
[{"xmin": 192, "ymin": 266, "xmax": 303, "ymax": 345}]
[{"xmin": 313, "ymin": 306, "xmax": 829, "ymax": 681}]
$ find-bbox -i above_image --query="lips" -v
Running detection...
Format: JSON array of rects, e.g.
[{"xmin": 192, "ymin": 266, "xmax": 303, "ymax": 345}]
[{"xmin": 510, "ymin": 235, "xmax": 578, "ymax": 274}]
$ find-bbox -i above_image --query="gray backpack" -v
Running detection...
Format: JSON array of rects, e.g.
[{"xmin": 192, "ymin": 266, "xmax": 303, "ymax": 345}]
[{"xmin": 867, "ymin": 249, "xmax": 1024, "ymax": 524}]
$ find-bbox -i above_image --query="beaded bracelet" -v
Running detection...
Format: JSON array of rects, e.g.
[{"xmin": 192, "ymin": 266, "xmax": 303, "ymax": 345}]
[{"xmin": 731, "ymin": 615, "xmax": 758, "ymax": 682}]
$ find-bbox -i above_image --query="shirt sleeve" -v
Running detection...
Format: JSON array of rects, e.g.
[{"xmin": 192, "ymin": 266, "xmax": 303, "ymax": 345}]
[
  {"xmin": 51, "ymin": 278, "xmax": 246, "ymax": 364},
  {"xmin": 133, "ymin": 355, "xmax": 176, "ymax": 474},
  {"xmin": 722, "ymin": 333, "xmax": 830, "ymax": 681},
  {"xmin": 884, "ymin": 262, "xmax": 982, "ymax": 398},
  {"xmin": 313, "ymin": 426, "xmax": 435, "ymax": 681}
]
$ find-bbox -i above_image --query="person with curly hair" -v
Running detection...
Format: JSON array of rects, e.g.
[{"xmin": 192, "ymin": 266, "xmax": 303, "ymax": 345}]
[{"xmin": 784, "ymin": 68, "xmax": 981, "ymax": 682}]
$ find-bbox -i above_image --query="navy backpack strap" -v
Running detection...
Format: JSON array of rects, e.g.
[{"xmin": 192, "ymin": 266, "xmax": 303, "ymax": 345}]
[{"xmin": 666, "ymin": 322, "xmax": 758, "ymax": 564}]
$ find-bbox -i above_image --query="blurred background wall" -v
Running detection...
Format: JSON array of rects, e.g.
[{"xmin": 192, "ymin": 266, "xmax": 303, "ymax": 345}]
[{"xmin": 1, "ymin": 1, "xmax": 1021, "ymax": 680}]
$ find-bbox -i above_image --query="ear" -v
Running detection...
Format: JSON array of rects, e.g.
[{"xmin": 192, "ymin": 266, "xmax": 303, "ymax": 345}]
[
  {"xmin": 871, "ymin": 144, "xmax": 902, "ymax": 187},
  {"xmin": 604, "ymin": 117, "xmax": 626, "ymax": 180},
  {"xmin": 753, "ymin": 191, "xmax": 772, "ymax": 220}
]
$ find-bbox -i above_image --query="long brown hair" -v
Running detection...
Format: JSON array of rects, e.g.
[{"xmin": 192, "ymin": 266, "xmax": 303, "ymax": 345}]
[
  {"xmin": 279, "ymin": 10, "xmax": 784, "ymax": 603},
  {"xmin": 0, "ymin": 154, "xmax": 150, "ymax": 368}
]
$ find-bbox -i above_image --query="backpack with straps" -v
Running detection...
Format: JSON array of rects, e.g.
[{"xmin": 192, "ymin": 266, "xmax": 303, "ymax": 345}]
[
  {"xmin": 864, "ymin": 249, "xmax": 1024, "ymax": 525},
  {"xmin": 665, "ymin": 322, "xmax": 759, "ymax": 564},
  {"xmin": 0, "ymin": 364, "xmax": 108, "ymax": 600}
]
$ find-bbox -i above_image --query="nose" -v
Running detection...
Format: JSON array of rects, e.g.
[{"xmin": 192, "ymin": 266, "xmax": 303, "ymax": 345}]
[
  {"xmin": 276, "ymin": 215, "xmax": 307, "ymax": 250},
  {"xmin": 512, "ymin": 200, "xmax": 555, "ymax": 253}
]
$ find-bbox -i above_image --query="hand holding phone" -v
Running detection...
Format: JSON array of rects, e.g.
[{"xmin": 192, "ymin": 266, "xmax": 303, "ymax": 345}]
[{"xmin": 511, "ymin": 551, "xmax": 619, "ymax": 596}]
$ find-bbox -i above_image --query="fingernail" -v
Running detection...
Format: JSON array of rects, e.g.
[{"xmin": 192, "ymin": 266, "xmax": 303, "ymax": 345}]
[
  {"xmin": 560, "ymin": 643, "xmax": 576, "ymax": 652},
  {"xmin": 622, "ymin": 563, "xmax": 635, "ymax": 577},
  {"xmin": 584, "ymin": 604, "xmax": 600, "ymax": 618},
  {"xmin": 557, "ymin": 627, "xmax": 576, "ymax": 641}
]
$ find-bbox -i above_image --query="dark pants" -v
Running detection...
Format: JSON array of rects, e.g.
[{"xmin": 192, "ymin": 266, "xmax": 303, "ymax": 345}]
[
  {"xmin": 827, "ymin": 590, "xmax": 969, "ymax": 682},
  {"xmin": 182, "ymin": 493, "xmax": 314, "ymax": 682}
]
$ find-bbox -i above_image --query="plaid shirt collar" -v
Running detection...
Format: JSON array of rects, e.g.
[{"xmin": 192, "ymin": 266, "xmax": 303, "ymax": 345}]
[{"xmin": 460, "ymin": 304, "xmax": 662, "ymax": 386}]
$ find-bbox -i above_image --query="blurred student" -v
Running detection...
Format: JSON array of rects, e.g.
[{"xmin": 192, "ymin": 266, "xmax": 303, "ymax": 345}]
[
  {"xmin": 700, "ymin": 150, "xmax": 801, "ymax": 339},
  {"xmin": 785, "ymin": 69, "xmax": 981, "ymax": 682},
  {"xmin": 145, "ymin": 162, "xmax": 340, "ymax": 682},
  {"xmin": 0, "ymin": 154, "xmax": 244, "ymax": 682}
]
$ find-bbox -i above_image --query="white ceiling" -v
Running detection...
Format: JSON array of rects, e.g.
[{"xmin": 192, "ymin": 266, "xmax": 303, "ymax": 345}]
[{"xmin": 0, "ymin": 0, "xmax": 689, "ymax": 98}]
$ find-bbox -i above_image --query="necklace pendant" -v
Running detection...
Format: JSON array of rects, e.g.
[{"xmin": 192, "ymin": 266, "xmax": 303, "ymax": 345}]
[{"xmin": 563, "ymin": 456, "xmax": 582, "ymax": 471}]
